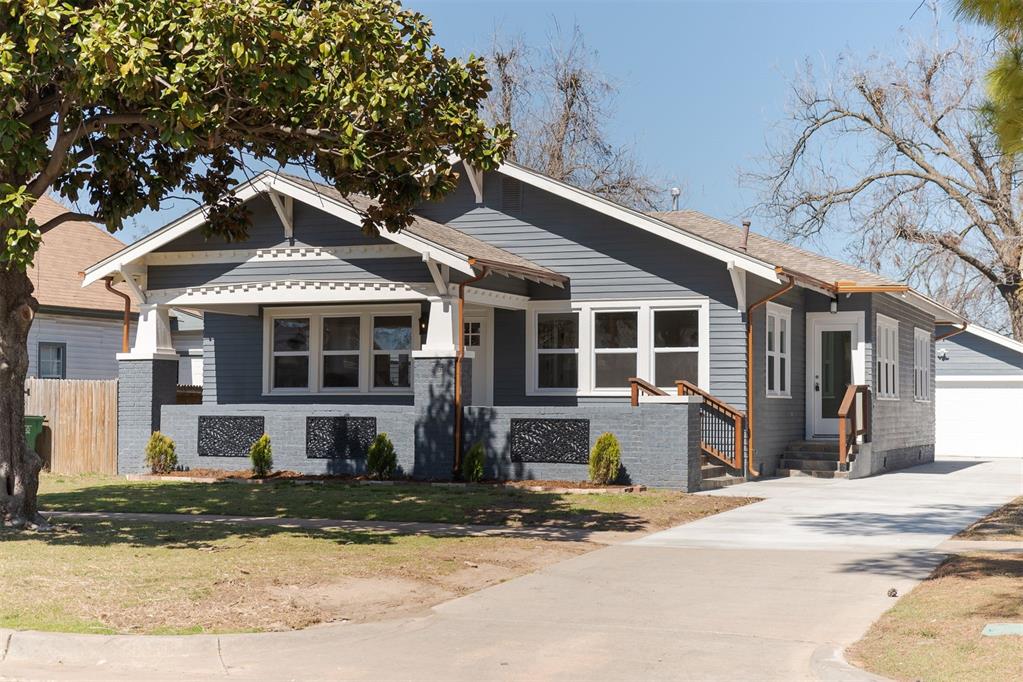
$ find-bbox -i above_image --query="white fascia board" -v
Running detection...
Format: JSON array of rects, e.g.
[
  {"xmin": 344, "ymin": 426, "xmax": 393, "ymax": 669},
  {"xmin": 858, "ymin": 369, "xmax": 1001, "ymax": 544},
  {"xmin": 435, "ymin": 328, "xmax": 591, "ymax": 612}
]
[
  {"xmin": 936, "ymin": 374, "xmax": 1023, "ymax": 386},
  {"xmin": 495, "ymin": 162, "xmax": 780, "ymax": 282},
  {"xmin": 147, "ymin": 280, "xmax": 432, "ymax": 307},
  {"xmin": 263, "ymin": 174, "xmax": 476, "ymax": 276},
  {"xmin": 900, "ymin": 290, "xmax": 966, "ymax": 326},
  {"xmin": 82, "ymin": 178, "xmax": 268, "ymax": 287},
  {"xmin": 959, "ymin": 324, "xmax": 1023, "ymax": 355}
]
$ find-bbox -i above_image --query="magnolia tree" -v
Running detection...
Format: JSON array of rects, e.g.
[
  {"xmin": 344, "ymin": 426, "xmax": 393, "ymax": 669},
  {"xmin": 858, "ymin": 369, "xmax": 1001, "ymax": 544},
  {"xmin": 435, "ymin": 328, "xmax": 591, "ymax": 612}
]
[{"xmin": 0, "ymin": 0, "xmax": 508, "ymax": 527}]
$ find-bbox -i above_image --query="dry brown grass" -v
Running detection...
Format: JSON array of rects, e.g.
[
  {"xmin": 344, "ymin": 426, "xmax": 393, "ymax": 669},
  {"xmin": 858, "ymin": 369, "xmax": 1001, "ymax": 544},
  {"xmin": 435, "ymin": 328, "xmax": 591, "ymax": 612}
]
[
  {"xmin": 957, "ymin": 497, "xmax": 1023, "ymax": 541},
  {"xmin": 0, "ymin": 520, "xmax": 588, "ymax": 635},
  {"xmin": 848, "ymin": 552, "xmax": 1023, "ymax": 682}
]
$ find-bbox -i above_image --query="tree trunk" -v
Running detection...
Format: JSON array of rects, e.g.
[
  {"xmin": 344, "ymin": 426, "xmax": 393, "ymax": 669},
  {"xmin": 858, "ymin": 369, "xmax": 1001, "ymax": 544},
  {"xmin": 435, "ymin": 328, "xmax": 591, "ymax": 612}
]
[
  {"xmin": 1006, "ymin": 285, "xmax": 1023, "ymax": 343},
  {"xmin": 0, "ymin": 267, "xmax": 45, "ymax": 528}
]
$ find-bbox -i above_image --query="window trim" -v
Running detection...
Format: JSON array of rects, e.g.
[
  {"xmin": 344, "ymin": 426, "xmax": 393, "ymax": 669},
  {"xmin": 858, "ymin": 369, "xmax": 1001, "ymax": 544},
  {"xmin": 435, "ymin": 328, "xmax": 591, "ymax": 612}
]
[
  {"xmin": 913, "ymin": 327, "xmax": 931, "ymax": 402},
  {"xmin": 262, "ymin": 304, "xmax": 421, "ymax": 396},
  {"xmin": 875, "ymin": 313, "xmax": 900, "ymax": 401},
  {"xmin": 38, "ymin": 341, "xmax": 67, "ymax": 380},
  {"xmin": 765, "ymin": 302, "xmax": 792, "ymax": 399},
  {"xmin": 525, "ymin": 298, "xmax": 710, "ymax": 397}
]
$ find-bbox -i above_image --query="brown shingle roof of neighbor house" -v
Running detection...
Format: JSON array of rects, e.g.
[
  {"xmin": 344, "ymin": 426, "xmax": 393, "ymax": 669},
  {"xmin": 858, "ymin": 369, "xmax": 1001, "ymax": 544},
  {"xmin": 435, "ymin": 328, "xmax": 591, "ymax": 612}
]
[
  {"xmin": 27, "ymin": 195, "xmax": 137, "ymax": 313},
  {"xmin": 280, "ymin": 173, "xmax": 568, "ymax": 287},
  {"xmin": 651, "ymin": 210, "xmax": 901, "ymax": 290}
]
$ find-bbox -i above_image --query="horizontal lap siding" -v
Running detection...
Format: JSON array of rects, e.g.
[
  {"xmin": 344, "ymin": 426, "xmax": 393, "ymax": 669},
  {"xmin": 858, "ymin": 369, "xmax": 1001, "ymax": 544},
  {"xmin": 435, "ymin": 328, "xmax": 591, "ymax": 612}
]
[
  {"xmin": 148, "ymin": 257, "xmax": 429, "ymax": 290},
  {"xmin": 28, "ymin": 314, "xmax": 136, "ymax": 380},
  {"xmin": 934, "ymin": 330, "xmax": 1023, "ymax": 376},
  {"xmin": 417, "ymin": 173, "xmax": 747, "ymax": 409}
]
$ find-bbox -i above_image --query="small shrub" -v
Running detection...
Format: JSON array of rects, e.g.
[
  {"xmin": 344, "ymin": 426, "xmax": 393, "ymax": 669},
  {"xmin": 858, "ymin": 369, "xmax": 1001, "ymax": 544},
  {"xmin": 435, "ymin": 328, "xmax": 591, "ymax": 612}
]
[
  {"xmin": 461, "ymin": 441, "xmax": 486, "ymax": 482},
  {"xmin": 366, "ymin": 432, "xmax": 397, "ymax": 479},
  {"xmin": 144, "ymin": 431, "xmax": 177, "ymax": 474},
  {"xmin": 589, "ymin": 432, "xmax": 621, "ymax": 485},
  {"xmin": 249, "ymin": 434, "xmax": 273, "ymax": 477}
]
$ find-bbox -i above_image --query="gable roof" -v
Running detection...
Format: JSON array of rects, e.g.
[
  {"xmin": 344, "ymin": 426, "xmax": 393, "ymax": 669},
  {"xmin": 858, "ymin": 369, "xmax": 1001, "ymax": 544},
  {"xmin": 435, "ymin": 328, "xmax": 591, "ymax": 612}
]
[
  {"xmin": 28, "ymin": 195, "xmax": 137, "ymax": 314},
  {"xmin": 83, "ymin": 171, "xmax": 567, "ymax": 289}
]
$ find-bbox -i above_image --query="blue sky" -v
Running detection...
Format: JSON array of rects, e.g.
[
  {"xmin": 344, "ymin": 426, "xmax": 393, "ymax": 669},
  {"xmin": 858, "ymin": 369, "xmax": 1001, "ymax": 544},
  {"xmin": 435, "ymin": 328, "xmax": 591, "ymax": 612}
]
[{"xmin": 118, "ymin": 0, "xmax": 969, "ymax": 259}]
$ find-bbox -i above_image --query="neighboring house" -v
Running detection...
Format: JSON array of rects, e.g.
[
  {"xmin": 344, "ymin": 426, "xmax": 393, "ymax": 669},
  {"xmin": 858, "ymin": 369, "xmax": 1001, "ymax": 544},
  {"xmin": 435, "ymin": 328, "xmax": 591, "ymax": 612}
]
[
  {"xmin": 26, "ymin": 196, "xmax": 138, "ymax": 380},
  {"xmin": 83, "ymin": 165, "xmax": 964, "ymax": 489},
  {"xmin": 934, "ymin": 324, "xmax": 1023, "ymax": 458}
]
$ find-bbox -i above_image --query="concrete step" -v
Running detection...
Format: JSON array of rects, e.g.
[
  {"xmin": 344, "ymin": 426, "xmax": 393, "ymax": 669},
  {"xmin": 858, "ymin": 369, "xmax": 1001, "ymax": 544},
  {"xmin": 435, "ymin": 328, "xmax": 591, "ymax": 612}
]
[
  {"xmin": 700, "ymin": 475, "xmax": 746, "ymax": 491},
  {"xmin": 701, "ymin": 463, "xmax": 726, "ymax": 479},
  {"xmin": 776, "ymin": 468, "xmax": 849, "ymax": 479},
  {"xmin": 781, "ymin": 450, "xmax": 841, "ymax": 462},
  {"xmin": 779, "ymin": 457, "xmax": 840, "ymax": 472},
  {"xmin": 784, "ymin": 440, "xmax": 840, "ymax": 454}
]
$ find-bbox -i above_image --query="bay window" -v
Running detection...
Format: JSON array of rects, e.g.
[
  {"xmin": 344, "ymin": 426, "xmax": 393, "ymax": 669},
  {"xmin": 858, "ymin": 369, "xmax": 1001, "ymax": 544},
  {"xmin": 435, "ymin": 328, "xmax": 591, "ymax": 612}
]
[{"xmin": 264, "ymin": 306, "xmax": 419, "ymax": 394}]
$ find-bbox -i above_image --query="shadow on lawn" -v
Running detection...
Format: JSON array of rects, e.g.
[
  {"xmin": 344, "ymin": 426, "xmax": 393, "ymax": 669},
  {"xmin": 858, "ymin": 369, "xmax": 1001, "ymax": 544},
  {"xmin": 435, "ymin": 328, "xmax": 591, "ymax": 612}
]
[{"xmin": 36, "ymin": 479, "xmax": 653, "ymax": 541}]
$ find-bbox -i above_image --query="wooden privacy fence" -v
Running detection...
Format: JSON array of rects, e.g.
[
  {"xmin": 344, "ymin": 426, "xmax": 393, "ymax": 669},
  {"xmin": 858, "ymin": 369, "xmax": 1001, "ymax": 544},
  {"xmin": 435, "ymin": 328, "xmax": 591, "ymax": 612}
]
[{"xmin": 24, "ymin": 378, "xmax": 117, "ymax": 474}]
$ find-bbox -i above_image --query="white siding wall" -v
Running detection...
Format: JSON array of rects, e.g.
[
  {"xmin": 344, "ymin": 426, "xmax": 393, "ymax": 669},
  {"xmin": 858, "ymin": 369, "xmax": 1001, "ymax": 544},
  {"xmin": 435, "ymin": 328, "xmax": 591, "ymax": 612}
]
[{"xmin": 27, "ymin": 313, "xmax": 134, "ymax": 380}]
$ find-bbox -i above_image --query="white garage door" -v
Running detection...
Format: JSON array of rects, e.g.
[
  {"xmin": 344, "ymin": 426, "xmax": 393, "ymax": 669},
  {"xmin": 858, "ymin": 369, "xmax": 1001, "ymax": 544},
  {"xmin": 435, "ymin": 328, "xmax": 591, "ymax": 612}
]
[{"xmin": 936, "ymin": 379, "xmax": 1023, "ymax": 457}]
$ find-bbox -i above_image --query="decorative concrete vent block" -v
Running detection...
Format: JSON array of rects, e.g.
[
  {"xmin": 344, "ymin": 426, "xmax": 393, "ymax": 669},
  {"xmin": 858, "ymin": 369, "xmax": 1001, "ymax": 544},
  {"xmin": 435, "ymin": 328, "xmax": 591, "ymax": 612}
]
[
  {"xmin": 197, "ymin": 416, "xmax": 265, "ymax": 457},
  {"xmin": 305, "ymin": 416, "xmax": 377, "ymax": 459},
  {"xmin": 510, "ymin": 418, "xmax": 590, "ymax": 464}
]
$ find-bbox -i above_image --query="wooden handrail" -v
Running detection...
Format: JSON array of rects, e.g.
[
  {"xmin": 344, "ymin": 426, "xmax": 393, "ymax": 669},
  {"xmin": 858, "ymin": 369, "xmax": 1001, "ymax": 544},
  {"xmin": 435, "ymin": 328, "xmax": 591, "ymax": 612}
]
[
  {"xmin": 837, "ymin": 384, "xmax": 871, "ymax": 470},
  {"xmin": 676, "ymin": 380, "xmax": 746, "ymax": 472},
  {"xmin": 628, "ymin": 377, "xmax": 667, "ymax": 406}
]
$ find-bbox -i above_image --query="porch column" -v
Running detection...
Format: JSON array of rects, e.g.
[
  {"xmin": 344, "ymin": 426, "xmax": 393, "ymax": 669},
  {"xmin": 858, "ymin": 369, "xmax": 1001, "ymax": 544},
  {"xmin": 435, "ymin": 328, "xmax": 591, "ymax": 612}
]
[
  {"xmin": 421, "ymin": 296, "xmax": 458, "ymax": 353},
  {"xmin": 412, "ymin": 348, "xmax": 473, "ymax": 480},
  {"xmin": 117, "ymin": 303, "xmax": 179, "ymax": 474}
]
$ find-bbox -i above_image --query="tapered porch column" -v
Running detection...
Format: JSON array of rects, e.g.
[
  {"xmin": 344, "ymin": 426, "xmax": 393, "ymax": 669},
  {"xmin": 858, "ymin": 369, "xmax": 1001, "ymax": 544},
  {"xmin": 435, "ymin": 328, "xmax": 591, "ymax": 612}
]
[{"xmin": 421, "ymin": 295, "xmax": 459, "ymax": 353}]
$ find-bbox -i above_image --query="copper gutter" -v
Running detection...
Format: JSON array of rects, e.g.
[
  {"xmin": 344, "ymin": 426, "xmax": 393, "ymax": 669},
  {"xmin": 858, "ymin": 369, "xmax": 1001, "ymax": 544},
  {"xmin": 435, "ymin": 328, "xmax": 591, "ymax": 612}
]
[
  {"xmin": 104, "ymin": 277, "xmax": 132, "ymax": 353},
  {"xmin": 745, "ymin": 273, "xmax": 796, "ymax": 478},
  {"xmin": 935, "ymin": 322, "xmax": 969, "ymax": 342},
  {"xmin": 453, "ymin": 267, "xmax": 488, "ymax": 475}
]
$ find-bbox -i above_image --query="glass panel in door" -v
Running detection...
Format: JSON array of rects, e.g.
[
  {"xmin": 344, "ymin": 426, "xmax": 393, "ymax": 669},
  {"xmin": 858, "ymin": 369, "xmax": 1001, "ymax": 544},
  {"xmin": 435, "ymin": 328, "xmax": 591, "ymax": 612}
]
[{"xmin": 820, "ymin": 330, "xmax": 852, "ymax": 418}]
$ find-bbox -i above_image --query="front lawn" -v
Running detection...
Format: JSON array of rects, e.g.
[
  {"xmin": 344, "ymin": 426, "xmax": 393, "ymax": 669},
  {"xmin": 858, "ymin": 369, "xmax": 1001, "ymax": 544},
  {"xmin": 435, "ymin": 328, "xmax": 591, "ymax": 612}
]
[
  {"xmin": 39, "ymin": 473, "xmax": 755, "ymax": 531},
  {"xmin": 957, "ymin": 496, "xmax": 1023, "ymax": 541},
  {"xmin": 848, "ymin": 552, "xmax": 1023, "ymax": 682},
  {"xmin": 0, "ymin": 519, "xmax": 588, "ymax": 635}
]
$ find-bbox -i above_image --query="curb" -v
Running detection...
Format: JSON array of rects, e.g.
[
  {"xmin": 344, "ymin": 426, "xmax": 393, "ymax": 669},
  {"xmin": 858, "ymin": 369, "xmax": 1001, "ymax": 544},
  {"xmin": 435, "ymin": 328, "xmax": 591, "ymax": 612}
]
[{"xmin": 810, "ymin": 644, "xmax": 891, "ymax": 681}]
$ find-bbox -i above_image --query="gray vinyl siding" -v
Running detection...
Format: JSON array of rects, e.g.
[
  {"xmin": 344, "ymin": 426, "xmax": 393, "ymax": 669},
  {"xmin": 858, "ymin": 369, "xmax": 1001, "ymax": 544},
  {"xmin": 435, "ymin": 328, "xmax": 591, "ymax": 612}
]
[
  {"xmin": 748, "ymin": 282, "xmax": 806, "ymax": 476},
  {"xmin": 147, "ymin": 257, "xmax": 430, "ymax": 290},
  {"xmin": 419, "ymin": 172, "xmax": 748, "ymax": 409},
  {"xmin": 865, "ymin": 294, "xmax": 936, "ymax": 471},
  {"xmin": 934, "ymin": 327, "xmax": 1023, "ymax": 376},
  {"xmin": 27, "ymin": 313, "xmax": 136, "ymax": 380},
  {"xmin": 156, "ymin": 195, "xmax": 379, "ymax": 251},
  {"xmin": 202, "ymin": 312, "xmax": 412, "ymax": 406}
]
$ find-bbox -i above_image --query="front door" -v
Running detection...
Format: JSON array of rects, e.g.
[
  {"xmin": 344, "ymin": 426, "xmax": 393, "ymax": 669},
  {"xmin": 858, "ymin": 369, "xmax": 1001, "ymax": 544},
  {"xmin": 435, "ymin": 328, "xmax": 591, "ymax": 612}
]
[
  {"xmin": 807, "ymin": 312, "xmax": 865, "ymax": 437},
  {"xmin": 463, "ymin": 315, "xmax": 490, "ymax": 405}
]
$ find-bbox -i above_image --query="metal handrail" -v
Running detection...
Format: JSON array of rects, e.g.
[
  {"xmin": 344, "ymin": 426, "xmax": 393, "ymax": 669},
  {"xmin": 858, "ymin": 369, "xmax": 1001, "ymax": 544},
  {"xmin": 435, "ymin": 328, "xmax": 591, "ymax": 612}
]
[{"xmin": 676, "ymin": 380, "xmax": 745, "ymax": 471}]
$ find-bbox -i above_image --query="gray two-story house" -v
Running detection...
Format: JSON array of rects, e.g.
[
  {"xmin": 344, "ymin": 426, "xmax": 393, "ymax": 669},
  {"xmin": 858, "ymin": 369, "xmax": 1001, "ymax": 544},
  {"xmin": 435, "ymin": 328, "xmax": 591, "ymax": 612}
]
[{"xmin": 83, "ymin": 162, "xmax": 964, "ymax": 491}]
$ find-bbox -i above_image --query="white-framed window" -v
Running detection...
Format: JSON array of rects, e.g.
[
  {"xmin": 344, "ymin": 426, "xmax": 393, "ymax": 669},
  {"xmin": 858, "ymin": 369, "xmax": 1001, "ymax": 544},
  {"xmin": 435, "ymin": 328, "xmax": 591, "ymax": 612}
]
[
  {"xmin": 913, "ymin": 327, "xmax": 931, "ymax": 402},
  {"xmin": 38, "ymin": 342, "xmax": 66, "ymax": 379},
  {"xmin": 262, "ymin": 305, "xmax": 420, "ymax": 395},
  {"xmin": 526, "ymin": 298, "xmax": 709, "ymax": 396},
  {"xmin": 876, "ymin": 314, "xmax": 899, "ymax": 400},
  {"xmin": 765, "ymin": 302, "xmax": 791, "ymax": 398}
]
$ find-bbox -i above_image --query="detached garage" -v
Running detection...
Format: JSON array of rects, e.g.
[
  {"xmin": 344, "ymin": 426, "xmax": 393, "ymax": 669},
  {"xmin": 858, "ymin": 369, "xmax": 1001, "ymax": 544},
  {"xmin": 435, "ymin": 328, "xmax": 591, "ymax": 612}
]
[{"xmin": 935, "ymin": 325, "xmax": 1023, "ymax": 458}]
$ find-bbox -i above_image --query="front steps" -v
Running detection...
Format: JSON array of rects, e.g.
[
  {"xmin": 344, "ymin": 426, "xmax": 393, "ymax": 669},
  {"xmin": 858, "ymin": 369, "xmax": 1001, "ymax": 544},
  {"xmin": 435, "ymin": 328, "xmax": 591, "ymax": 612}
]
[
  {"xmin": 776, "ymin": 440, "xmax": 851, "ymax": 479},
  {"xmin": 700, "ymin": 456, "xmax": 745, "ymax": 490}
]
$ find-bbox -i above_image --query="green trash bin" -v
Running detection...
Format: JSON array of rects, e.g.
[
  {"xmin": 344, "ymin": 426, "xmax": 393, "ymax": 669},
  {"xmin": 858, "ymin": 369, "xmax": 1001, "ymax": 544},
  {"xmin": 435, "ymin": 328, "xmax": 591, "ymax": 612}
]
[{"xmin": 24, "ymin": 415, "xmax": 45, "ymax": 453}]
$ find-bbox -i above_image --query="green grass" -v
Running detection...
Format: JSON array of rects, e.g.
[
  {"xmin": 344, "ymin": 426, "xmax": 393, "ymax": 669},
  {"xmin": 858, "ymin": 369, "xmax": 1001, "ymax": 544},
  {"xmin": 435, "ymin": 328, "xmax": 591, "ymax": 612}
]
[
  {"xmin": 39, "ymin": 473, "xmax": 756, "ymax": 531},
  {"xmin": 0, "ymin": 518, "xmax": 586, "ymax": 635}
]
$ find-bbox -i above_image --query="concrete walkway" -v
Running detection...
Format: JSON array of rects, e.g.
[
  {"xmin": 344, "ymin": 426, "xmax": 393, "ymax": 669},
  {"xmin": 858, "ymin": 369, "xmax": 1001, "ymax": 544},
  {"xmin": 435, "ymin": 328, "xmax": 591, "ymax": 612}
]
[{"xmin": 2, "ymin": 456, "xmax": 1019, "ymax": 681}]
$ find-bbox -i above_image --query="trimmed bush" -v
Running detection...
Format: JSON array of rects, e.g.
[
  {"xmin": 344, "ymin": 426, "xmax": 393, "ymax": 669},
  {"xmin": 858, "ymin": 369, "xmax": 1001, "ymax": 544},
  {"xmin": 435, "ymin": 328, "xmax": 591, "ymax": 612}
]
[
  {"xmin": 249, "ymin": 434, "xmax": 273, "ymax": 477},
  {"xmin": 144, "ymin": 431, "xmax": 177, "ymax": 474},
  {"xmin": 588, "ymin": 432, "xmax": 621, "ymax": 485},
  {"xmin": 461, "ymin": 441, "xmax": 485, "ymax": 482},
  {"xmin": 366, "ymin": 432, "xmax": 397, "ymax": 479}
]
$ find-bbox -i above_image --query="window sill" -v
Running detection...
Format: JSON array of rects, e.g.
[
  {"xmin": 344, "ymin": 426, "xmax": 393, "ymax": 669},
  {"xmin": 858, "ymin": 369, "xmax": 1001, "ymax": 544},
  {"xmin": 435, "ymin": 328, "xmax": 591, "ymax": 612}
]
[
  {"xmin": 765, "ymin": 393, "xmax": 792, "ymax": 399},
  {"xmin": 876, "ymin": 395, "xmax": 900, "ymax": 402},
  {"xmin": 913, "ymin": 398, "xmax": 931, "ymax": 403}
]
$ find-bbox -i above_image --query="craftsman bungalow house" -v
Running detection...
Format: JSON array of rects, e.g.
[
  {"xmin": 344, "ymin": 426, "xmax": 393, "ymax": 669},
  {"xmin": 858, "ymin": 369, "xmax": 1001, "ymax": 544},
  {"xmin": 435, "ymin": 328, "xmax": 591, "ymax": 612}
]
[{"xmin": 83, "ymin": 163, "xmax": 963, "ymax": 490}]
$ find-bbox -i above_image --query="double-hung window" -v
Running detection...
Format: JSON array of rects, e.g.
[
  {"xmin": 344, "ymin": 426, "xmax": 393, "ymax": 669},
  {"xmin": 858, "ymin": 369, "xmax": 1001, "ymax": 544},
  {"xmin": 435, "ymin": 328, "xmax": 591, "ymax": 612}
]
[
  {"xmin": 372, "ymin": 315, "xmax": 412, "ymax": 389},
  {"xmin": 765, "ymin": 303, "xmax": 791, "ymax": 397},
  {"xmin": 271, "ymin": 318, "xmax": 311, "ymax": 389},
  {"xmin": 536, "ymin": 312, "xmax": 579, "ymax": 389},
  {"xmin": 653, "ymin": 309, "xmax": 699, "ymax": 387},
  {"xmin": 593, "ymin": 311, "xmax": 638, "ymax": 389},
  {"xmin": 322, "ymin": 316, "xmax": 360, "ymax": 389},
  {"xmin": 38, "ymin": 342, "xmax": 66, "ymax": 379},
  {"xmin": 913, "ymin": 328, "xmax": 930, "ymax": 401},
  {"xmin": 876, "ymin": 314, "xmax": 899, "ymax": 399}
]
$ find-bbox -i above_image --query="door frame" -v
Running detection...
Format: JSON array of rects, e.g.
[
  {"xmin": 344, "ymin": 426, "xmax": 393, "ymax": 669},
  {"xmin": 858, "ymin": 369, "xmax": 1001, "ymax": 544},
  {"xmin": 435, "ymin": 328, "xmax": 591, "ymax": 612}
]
[
  {"xmin": 805, "ymin": 311, "xmax": 866, "ymax": 439},
  {"xmin": 463, "ymin": 307, "xmax": 494, "ymax": 406}
]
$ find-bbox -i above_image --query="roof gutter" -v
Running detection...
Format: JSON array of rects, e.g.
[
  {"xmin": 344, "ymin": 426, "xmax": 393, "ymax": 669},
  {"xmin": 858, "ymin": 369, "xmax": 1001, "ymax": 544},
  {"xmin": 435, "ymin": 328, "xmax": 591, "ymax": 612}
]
[
  {"xmin": 935, "ymin": 322, "xmax": 969, "ymax": 342},
  {"xmin": 453, "ymin": 267, "xmax": 488, "ymax": 476},
  {"xmin": 746, "ymin": 273, "xmax": 796, "ymax": 478},
  {"xmin": 103, "ymin": 277, "xmax": 133, "ymax": 353}
]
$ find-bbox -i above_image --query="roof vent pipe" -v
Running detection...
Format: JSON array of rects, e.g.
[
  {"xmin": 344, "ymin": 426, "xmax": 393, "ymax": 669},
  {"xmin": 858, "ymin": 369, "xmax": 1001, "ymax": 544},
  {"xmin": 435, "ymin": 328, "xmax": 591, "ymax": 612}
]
[
  {"xmin": 670, "ymin": 187, "xmax": 681, "ymax": 211},
  {"xmin": 740, "ymin": 220, "xmax": 751, "ymax": 252}
]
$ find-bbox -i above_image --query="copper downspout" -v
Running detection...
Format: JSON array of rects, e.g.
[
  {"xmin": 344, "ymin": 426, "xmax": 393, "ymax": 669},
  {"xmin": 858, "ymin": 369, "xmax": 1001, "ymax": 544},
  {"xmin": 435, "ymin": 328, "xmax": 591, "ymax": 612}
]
[
  {"xmin": 934, "ymin": 322, "xmax": 968, "ymax": 342},
  {"xmin": 745, "ymin": 274, "xmax": 796, "ymax": 478},
  {"xmin": 453, "ymin": 267, "xmax": 488, "ymax": 475},
  {"xmin": 104, "ymin": 277, "xmax": 132, "ymax": 353}
]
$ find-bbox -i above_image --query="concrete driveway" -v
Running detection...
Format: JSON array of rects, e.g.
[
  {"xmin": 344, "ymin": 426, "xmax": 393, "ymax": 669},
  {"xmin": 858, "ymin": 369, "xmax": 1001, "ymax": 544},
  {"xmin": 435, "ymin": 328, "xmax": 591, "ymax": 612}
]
[{"xmin": 2, "ymin": 456, "xmax": 1019, "ymax": 681}]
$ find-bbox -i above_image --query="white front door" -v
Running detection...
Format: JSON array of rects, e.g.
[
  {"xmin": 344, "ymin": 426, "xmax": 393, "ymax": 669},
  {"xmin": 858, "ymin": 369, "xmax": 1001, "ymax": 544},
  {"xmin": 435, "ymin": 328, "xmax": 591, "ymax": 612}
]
[
  {"xmin": 463, "ymin": 315, "xmax": 491, "ymax": 405},
  {"xmin": 807, "ymin": 312, "xmax": 865, "ymax": 438}
]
